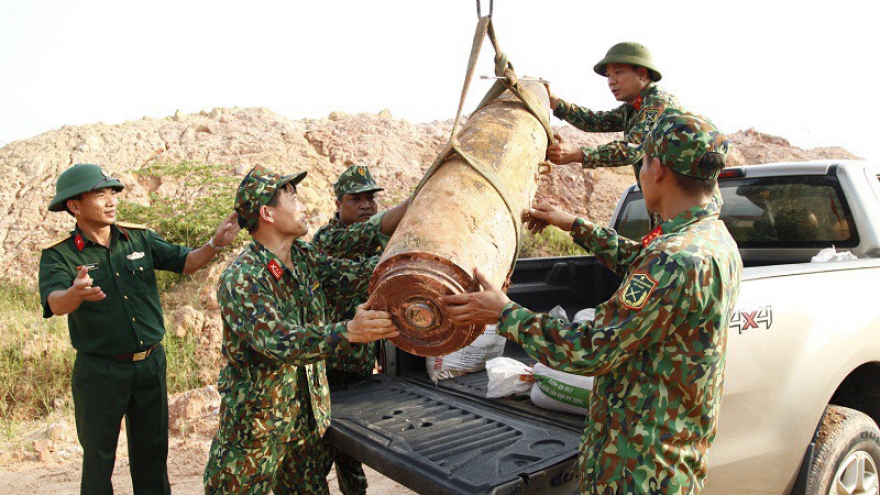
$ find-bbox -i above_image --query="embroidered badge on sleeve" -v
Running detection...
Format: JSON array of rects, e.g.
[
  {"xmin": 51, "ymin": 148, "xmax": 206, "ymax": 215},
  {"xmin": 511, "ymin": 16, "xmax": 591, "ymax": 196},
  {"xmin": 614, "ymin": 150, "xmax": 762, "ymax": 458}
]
[{"xmin": 619, "ymin": 272, "xmax": 658, "ymax": 310}]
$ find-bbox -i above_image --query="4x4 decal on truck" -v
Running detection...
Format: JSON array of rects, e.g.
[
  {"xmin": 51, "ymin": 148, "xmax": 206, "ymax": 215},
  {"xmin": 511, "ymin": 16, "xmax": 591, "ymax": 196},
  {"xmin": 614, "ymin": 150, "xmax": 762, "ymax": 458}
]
[{"xmin": 730, "ymin": 305, "xmax": 773, "ymax": 334}]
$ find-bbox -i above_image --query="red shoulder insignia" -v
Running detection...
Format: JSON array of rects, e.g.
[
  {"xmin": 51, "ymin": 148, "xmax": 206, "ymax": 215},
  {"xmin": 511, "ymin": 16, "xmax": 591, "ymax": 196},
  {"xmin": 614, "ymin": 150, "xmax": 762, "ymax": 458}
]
[
  {"xmin": 641, "ymin": 225, "xmax": 662, "ymax": 248},
  {"xmin": 267, "ymin": 259, "xmax": 284, "ymax": 280},
  {"xmin": 631, "ymin": 95, "xmax": 643, "ymax": 111},
  {"xmin": 74, "ymin": 233, "xmax": 85, "ymax": 252}
]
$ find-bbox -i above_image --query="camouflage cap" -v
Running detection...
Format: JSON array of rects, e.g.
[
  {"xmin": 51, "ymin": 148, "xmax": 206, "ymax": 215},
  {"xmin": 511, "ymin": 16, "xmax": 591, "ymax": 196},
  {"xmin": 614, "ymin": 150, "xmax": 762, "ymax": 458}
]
[
  {"xmin": 333, "ymin": 165, "xmax": 384, "ymax": 198},
  {"xmin": 643, "ymin": 111, "xmax": 731, "ymax": 180},
  {"xmin": 234, "ymin": 165, "xmax": 307, "ymax": 230}
]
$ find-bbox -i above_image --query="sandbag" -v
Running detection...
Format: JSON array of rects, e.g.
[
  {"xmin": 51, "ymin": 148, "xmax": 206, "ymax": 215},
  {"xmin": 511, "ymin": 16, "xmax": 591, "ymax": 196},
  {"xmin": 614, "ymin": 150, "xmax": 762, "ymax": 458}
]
[
  {"xmin": 530, "ymin": 363, "xmax": 593, "ymax": 415},
  {"xmin": 426, "ymin": 325, "xmax": 506, "ymax": 384}
]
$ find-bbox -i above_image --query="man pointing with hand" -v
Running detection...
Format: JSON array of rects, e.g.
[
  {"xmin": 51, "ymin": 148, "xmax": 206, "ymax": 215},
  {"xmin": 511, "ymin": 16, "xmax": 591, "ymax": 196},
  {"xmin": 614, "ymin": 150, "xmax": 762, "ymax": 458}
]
[{"xmin": 39, "ymin": 163, "xmax": 239, "ymax": 494}]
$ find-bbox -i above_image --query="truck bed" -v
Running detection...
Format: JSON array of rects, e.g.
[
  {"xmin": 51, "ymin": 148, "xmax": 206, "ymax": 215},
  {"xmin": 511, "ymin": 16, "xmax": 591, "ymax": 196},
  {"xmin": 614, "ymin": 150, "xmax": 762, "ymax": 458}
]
[
  {"xmin": 327, "ymin": 344, "xmax": 585, "ymax": 495},
  {"xmin": 327, "ymin": 255, "xmax": 618, "ymax": 494}
]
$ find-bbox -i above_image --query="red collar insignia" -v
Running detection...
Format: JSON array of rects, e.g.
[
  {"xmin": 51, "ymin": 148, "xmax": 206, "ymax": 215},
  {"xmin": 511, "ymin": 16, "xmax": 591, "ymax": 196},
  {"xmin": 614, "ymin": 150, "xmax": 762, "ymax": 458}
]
[
  {"xmin": 631, "ymin": 95, "xmax": 643, "ymax": 111},
  {"xmin": 267, "ymin": 259, "xmax": 284, "ymax": 280},
  {"xmin": 641, "ymin": 225, "xmax": 662, "ymax": 248},
  {"xmin": 74, "ymin": 233, "xmax": 85, "ymax": 252}
]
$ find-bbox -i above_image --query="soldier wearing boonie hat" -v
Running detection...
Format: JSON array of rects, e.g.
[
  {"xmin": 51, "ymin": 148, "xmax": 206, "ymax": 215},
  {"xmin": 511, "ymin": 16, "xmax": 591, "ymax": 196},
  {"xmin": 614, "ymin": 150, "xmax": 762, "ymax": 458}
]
[
  {"xmin": 39, "ymin": 163, "xmax": 239, "ymax": 494},
  {"xmin": 441, "ymin": 111, "xmax": 742, "ymax": 494},
  {"xmin": 543, "ymin": 42, "xmax": 683, "ymax": 200},
  {"xmin": 312, "ymin": 163, "xmax": 412, "ymax": 495},
  {"xmin": 204, "ymin": 164, "xmax": 398, "ymax": 494}
]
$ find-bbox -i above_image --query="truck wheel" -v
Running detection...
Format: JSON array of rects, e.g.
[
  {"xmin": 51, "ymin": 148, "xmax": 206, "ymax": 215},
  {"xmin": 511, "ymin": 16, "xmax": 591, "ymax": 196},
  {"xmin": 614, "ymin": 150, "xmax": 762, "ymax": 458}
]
[{"xmin": 807, "ymin": 405, "xmax": 880, "ymax": 495}]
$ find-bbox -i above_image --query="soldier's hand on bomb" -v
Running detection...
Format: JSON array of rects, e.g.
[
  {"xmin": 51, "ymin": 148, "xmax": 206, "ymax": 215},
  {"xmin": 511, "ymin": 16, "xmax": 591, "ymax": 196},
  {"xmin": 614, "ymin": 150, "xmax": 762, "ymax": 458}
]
[
  {"xmin": 546, "ymin": 133, "xmax": 585, "ymax": 165},
  {"xmin": 441, "ymin": 268, "xmax": 510, "ymax": 327},
  {"xmin": 346, "ymin": 304, "xmax": 399, "ymax": 343},
  {"xmin": 70, "ymin": 266, "xmax": 106, "ymax": 302},
  {"xmin": 525, "ymin": 202, "xmax": 577, "ymax": 233}
]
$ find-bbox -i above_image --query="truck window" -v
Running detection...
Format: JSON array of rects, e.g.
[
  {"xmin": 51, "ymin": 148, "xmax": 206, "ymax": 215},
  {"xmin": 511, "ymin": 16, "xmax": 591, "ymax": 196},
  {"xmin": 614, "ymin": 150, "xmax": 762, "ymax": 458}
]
[{"xmin": 614, "ymin": 175, "xmax": 859, "ymax": 249}]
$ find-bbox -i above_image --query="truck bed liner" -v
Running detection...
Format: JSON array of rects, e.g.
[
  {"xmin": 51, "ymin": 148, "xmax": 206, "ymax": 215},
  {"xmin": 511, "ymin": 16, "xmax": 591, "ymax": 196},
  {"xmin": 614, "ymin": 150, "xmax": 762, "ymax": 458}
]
[{"xmin": 328, "ymin": 370, "xmax": 584, "ymax": 494}]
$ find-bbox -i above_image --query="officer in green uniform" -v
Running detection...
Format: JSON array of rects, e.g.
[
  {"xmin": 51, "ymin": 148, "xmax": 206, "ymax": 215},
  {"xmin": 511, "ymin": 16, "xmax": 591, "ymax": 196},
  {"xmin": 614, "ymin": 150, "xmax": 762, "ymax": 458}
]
[
  {"xmin": 203, "ymin": 165, "xmax": 398, "ymax": 495},
  {"xmin": 311, "ymin": 165, "xmax": 410, "ymax": 495},
  {"xmin": 38, "ymin": 163, "xmax": 240, "ymax": 495},
  {"xmin": 442, "ymin": 112, "xmax": 743, "ymax": 494},
  {"xmin": 545, "ymin": 42, "xmax": 682, "ymax": 180}
]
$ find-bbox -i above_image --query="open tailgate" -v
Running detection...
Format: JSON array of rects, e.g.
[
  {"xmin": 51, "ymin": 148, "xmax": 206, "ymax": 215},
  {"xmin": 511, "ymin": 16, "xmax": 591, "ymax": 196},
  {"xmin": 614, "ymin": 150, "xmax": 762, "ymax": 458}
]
[{"xmin": 326, "ymin": 372, "xmax": 582, "ymax": 495}]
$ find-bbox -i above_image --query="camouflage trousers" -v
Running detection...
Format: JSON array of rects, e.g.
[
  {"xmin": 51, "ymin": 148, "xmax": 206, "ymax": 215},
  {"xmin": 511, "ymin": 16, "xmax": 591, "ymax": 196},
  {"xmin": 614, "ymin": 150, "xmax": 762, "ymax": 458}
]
[{"xmin": 203, "ymin": 428, "xmax": 333, "ymax": 495}]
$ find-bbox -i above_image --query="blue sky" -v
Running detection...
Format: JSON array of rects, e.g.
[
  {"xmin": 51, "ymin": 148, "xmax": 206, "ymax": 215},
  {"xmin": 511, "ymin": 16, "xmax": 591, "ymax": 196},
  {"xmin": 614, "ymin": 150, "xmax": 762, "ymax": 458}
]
[{"xmin": 1, "ymin": 0, "xmax": 878, "ymax": 160}]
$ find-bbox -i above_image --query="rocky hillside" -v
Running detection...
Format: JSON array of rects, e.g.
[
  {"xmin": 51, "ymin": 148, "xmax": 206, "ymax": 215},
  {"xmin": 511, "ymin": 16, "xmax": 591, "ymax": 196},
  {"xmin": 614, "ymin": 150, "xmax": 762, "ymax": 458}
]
[{"xmin": 0, "ymin": 106, "xmax": 861, "ymax": 284}]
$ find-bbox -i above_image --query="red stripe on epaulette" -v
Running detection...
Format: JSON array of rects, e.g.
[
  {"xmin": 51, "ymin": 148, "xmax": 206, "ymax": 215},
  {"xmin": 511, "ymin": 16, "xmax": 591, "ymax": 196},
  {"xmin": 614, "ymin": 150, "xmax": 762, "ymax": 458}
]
[
  {"xmin": 631, "ymin": 95, "xmax": 643, "ymax": 111},
  {"xmin": 267, "ymin": 259, "xmax": 283, "ymax": 280},
  {"xmin": 641, "ymin": 225, "xmax": 662, "ymax": 248},
  {"xmin": 74, "ymin": 234, "xmax": 85, "ymax": 252}
]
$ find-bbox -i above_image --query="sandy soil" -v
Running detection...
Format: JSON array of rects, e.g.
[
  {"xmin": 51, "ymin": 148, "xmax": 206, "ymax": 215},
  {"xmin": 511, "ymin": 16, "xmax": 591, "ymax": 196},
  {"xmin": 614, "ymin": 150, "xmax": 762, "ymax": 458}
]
[{"xmin": 0, "ymin": 416, "xmax": 415, "ymax": 495}]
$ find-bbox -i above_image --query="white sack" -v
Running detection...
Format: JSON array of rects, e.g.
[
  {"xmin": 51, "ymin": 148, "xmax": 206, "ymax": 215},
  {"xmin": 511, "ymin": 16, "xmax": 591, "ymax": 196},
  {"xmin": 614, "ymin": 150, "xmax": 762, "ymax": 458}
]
[
  {"xmin": 485, "ymin": 357, "xmax": 533, "ymax": 398},
  {"xmin": 426, "ymin": 325, "xmax": 506, "ymax": 384}
]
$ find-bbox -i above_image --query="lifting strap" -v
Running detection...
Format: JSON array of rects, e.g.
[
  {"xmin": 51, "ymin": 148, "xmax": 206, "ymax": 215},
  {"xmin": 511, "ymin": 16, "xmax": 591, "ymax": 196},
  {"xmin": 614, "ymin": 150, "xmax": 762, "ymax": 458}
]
[{"xmin": 412, "ymin": 7, "xmax": 555, "ymax": 278}]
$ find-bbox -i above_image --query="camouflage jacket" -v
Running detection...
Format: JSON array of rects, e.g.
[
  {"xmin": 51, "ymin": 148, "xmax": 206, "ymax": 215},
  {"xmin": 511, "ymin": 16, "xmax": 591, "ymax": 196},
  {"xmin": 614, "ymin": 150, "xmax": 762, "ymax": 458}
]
[
  {"xmin": 214, "ymin": 240, "xmax": 376, "ymax": 448},
  {"xmin": 496, "ymin": 203, "xmax": 742, "ymax": 494},
  {"xmin": 554, "ymin": 83, "xmax": 681, "ymax": 176},
  {"xmin": 311, "ymin": 212, "xmax": 389, "ymax": 374}
]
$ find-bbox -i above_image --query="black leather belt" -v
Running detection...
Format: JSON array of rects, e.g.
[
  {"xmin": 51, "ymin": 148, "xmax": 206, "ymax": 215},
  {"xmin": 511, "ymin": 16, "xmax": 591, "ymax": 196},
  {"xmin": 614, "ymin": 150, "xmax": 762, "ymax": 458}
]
[{"xmin": 110, "ymin": 343, "xmax": 158, "ymax": 362}]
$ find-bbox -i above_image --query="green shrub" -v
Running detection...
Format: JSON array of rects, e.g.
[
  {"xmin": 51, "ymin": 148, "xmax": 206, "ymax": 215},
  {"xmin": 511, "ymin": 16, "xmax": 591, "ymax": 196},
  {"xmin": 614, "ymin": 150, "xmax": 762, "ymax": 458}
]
[{"xmin": 118, "ymin": 161, "xmax": 238, "ymax": 291}]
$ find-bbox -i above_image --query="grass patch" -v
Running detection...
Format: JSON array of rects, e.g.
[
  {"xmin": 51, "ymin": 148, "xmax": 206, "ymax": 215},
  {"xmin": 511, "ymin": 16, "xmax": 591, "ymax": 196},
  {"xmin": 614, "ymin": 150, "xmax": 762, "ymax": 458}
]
[
  {"xmin": 0, "ymin": 282, "xmax": 74, "ymax": 429},
  {"xmin": 0, "ymin": 280, "xmax": 207, "ymax": 435},
  {"xmin": 163, "ymin": 332, "xmax": 202, "ymax": 394},
  {"xmin": 519, "ymin": 226, "xmax": 588, "ymax": 258}
]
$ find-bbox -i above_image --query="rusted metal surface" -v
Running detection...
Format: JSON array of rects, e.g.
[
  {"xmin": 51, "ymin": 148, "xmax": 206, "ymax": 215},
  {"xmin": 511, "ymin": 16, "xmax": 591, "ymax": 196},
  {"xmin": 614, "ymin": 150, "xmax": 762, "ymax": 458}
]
[{"xmin": 370, "ymin": 81, "xmax": 550, "ymax": 356}]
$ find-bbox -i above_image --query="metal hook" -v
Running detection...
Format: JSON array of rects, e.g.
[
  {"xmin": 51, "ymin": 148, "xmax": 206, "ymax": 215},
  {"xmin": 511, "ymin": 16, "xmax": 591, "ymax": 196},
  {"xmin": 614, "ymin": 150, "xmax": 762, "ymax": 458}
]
[{"xmin": 538, "ymin": 161, "xmax": 553, "ymax": 176}]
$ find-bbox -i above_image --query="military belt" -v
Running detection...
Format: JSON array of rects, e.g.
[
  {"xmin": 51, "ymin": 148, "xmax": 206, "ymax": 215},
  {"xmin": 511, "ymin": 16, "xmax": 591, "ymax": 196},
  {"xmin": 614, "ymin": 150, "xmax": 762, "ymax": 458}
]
[{"xmin": 107, "ymin": 343, "xmax": 159, "ymax": 362}]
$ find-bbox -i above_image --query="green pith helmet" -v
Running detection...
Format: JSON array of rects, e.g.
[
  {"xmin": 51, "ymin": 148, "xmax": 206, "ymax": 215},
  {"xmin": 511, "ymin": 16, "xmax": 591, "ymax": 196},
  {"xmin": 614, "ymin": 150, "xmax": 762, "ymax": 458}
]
[
  {"xmin": 48, "ymin": 164, "xmax": 125, "ymax": 212},
  {"xmin": 594, "ymin": 42, "xmax": 662, "ymax": 81}
]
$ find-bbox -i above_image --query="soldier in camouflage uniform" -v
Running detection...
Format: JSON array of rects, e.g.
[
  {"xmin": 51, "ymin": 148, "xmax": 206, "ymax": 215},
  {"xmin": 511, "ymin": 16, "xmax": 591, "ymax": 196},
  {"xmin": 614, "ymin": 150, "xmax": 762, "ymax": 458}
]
[
  {"xmin": 442, "ymin": 112, "xmax": 743, "ymax": 494},
  {"xmin": 546, "ymin": 42, "xmax": 681, "ymax": 182},
  {"xmin": 311, "ymin": 165, "xmax": 410, "ymax": 495},
  {"xmin": 203, "ymin": 165, "xmax": 398, "ymax": 495}
]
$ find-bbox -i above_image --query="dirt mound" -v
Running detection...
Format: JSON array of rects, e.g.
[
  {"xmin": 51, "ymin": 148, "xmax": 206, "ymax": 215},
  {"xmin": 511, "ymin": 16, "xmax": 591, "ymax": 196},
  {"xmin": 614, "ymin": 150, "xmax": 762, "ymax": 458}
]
[{"xmin": 0, "ymin": 106, "xmax": 861, "ymax": 286}]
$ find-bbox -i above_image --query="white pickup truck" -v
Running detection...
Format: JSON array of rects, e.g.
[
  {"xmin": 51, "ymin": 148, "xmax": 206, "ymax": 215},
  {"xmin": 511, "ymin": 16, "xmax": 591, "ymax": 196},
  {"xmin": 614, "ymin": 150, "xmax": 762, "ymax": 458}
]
[{"xmin": 327, "ymin": 160, "xmax": 880, "ymax": 495}]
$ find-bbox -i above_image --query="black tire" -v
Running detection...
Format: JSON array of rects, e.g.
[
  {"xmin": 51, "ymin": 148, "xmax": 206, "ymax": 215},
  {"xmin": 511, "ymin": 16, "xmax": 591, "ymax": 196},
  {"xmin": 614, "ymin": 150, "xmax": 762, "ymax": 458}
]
[{"xmin": 806, "ymin": 405, "xmax": 880, "ymax": 495}]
